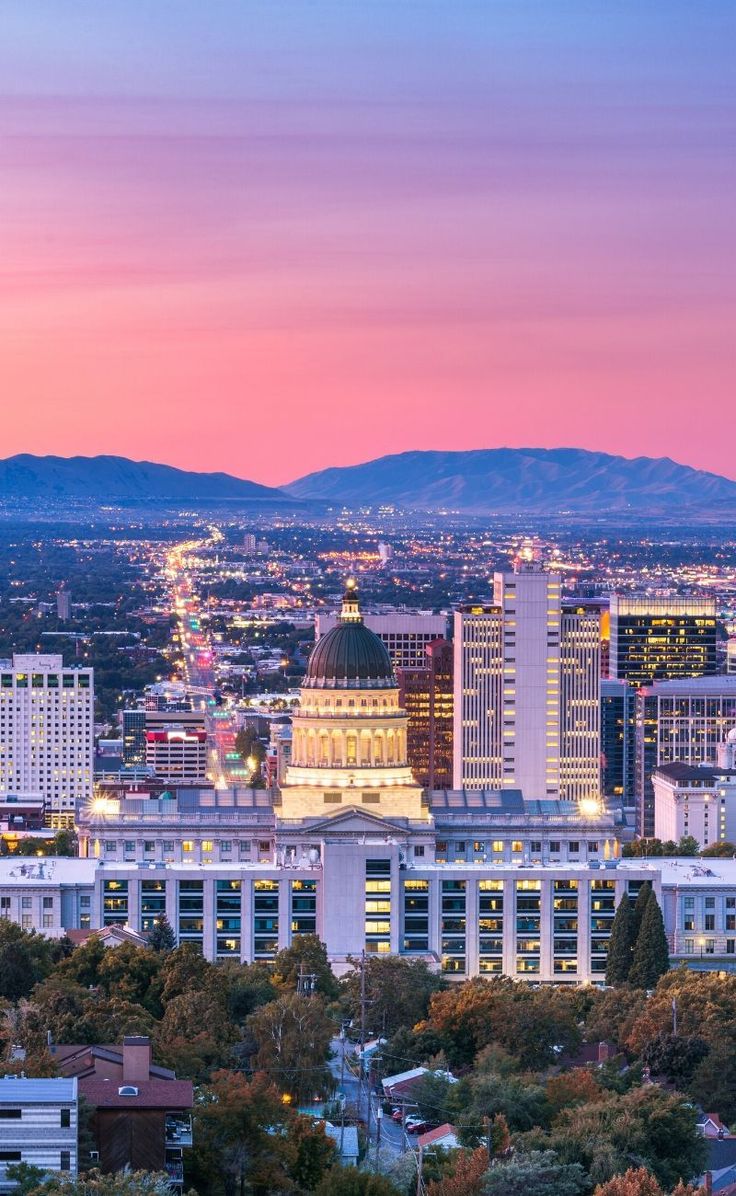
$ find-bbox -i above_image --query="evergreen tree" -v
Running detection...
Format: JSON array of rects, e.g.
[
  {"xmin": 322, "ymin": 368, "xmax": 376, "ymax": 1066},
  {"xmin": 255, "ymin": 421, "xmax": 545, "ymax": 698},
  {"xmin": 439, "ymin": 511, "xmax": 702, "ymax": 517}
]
[
  {"xmin": 632, "ymin": 882, "xmax": 652, "ymax": 939},
  {"xmin": 147, "ymin": 915, "xmax": 176, "ymax": 952},
  {"xmin": 606, "ymin": 892, "xmax": 637, "ymax": 985},
  {"xmin": 629, "ymin": 891, "xmax": 670, "ymax": 989}
]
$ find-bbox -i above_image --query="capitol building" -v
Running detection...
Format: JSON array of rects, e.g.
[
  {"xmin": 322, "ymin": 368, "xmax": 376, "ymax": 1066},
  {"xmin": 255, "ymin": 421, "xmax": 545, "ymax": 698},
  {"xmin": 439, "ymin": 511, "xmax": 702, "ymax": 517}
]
[{"xmin": 3, "ymin": 583, "xmax": 735, "ymax": 981}]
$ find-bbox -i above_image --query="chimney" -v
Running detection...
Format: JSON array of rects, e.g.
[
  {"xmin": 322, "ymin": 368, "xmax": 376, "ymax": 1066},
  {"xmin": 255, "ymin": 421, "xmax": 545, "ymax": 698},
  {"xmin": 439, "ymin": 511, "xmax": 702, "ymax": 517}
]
[
  {"xmin": 122, "ymin": 1037, "xmax": 151, "ymax": 1085},
  {"xmin": 597, "ymin": 1042, "xmax": 610, "ymax": 1063},
  {"xmin": 704, "ymin": 1171, "xmax": 713, "ymax": 1196}
]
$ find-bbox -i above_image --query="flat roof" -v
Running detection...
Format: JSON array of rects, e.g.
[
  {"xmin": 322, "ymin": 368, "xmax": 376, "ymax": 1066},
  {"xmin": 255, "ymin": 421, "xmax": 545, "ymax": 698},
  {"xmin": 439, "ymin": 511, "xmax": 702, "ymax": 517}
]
[
  {"xmin": 0, "ymin": 858, "xmax": 98, "ymax": 885},
  {"xmin": 0, "ymin": 1077, "xmax": 77, "ymax": 1102}
]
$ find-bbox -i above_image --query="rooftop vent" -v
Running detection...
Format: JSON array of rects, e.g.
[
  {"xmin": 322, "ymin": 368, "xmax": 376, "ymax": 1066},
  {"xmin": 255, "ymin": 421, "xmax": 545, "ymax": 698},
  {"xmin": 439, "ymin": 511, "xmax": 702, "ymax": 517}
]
[{"xmin": 118, "ymin": 1086, "xmax": 139, "ymax": 1097}]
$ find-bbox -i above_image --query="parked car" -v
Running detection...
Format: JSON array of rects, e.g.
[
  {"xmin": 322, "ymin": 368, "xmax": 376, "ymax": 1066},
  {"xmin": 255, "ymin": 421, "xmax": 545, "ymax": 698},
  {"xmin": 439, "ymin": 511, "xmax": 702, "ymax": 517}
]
[{"xmin": 404, "ymin": 1116, "xmax": 428, "ymax": 1134}]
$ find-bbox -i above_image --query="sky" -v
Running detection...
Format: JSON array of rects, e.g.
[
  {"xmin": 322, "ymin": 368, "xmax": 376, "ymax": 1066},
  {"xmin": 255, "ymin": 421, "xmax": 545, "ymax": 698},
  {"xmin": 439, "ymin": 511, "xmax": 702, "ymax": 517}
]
[{"xmin": 0, "ymin": 1, "xmax": 734, "ymax": 486}]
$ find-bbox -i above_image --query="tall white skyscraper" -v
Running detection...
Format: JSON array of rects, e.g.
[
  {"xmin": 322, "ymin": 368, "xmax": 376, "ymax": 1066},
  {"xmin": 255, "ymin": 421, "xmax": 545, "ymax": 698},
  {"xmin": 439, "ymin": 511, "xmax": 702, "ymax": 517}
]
[
  {"xmin": 453, "ymin": 568, "xmax": 600, "ymax": 802},
  {"xmin": 0, "ymin": 655, "xmax": 94, "ymax": 827}
]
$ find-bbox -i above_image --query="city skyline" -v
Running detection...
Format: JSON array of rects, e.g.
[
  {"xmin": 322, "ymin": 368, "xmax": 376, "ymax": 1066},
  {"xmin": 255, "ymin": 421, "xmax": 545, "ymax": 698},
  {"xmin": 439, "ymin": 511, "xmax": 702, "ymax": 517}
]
[{"xmin": 1, "ymin": 1, "xmax": 734, "ymax": 486}]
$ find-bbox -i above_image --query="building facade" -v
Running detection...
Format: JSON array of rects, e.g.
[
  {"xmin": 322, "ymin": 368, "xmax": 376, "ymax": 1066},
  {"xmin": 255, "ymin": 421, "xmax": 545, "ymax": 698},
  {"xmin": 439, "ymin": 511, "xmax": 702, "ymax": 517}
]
[
  {"xmin": 0, "ymin": 1077, "xmax": 78, "ymax": 1192},
  {"xmin": 397, "ymin": 638, "xmax": 453, "ymax": 790},
  {"xmin": 608, "ymin": 595, "xmax": 717, "ymax": 686},
  {"xmin": 635, "ymin": 676, "xmax": 736, "ymax": 838},
  {"xmin": 315, "ymin": 610, "xmax": 448, "ymax": 671},
  {"xmin": 601, "ymin": 678, "xmax": 636, "ymax": 812},
  {"xmin": 0, "ymin": 655, "xmax": 93, "ymax": 828},
  {"xmin": 452, "ymin": 568, "xmax": 600, "ymax": 801}
]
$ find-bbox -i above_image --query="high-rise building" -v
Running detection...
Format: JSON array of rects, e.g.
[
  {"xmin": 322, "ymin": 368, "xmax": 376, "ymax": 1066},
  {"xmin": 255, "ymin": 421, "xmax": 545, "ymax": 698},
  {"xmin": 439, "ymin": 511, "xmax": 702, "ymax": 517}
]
[
  {"xmin": 608, "ymin": 595, "xmax": 717, "ymax": 685},
  {"xmin": 0, "ymin": 654, "xmax": 93, "ymax": 827},
  {"xmin": 145, "ymin": 729, "xmax": 208, "ymax": 783},
  {"xmin": 316, "ymin": 610, "xmax": 447, "ymax": 671},
  {"xmin": 243, "ymin": 534, "xmax": 257, "ymax": 553},
  {"xmin": 727, "ymin": 639, "xmax": 736, "ymax": 675},
  {"xmin": 453, "ymin": 568, "xmax": 600, "ymax": 801},
  {"xmin": 397, "ymin": 638, "xmax": 453, "ymax": 790},
  {"xmin": 378, "ymin": 542, "xmax": 394, "ymax": 563},
  {"xmin": 56, "ymin": 588, "xmax": 71, "ymax": 621},
  {"xmin": 122, "ymin": 708, "xmax": 147, "ymax": 767},
  {"xmin": 600, "ymin": 679, "xmax": 636, "ymax": 812},
  {"xmin": 635, "ymin": 676, "xmax": 736, "ymax": 837}
]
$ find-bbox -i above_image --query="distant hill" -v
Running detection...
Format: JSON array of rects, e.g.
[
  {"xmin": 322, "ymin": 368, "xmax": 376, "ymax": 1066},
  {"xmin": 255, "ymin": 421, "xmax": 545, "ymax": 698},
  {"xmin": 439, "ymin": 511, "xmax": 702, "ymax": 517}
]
[
  {"xmin": 0, "ymin": 455, "xmax": 294, "ymax": 504},
  {"xmin": 286, "ymin": 448, "xmax": 736, "ymax": 514}
]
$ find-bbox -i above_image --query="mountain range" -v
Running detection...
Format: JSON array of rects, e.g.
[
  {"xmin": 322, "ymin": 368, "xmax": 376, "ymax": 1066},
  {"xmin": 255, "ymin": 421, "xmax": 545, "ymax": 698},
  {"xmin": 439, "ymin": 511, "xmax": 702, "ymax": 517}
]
[
  {"xmin": 0, "ymin": 449, "xmax": 735, "ymax": 515},
  {"xmin": 0, "ymin": 455, "xmax": 290, "ymax": 503},
  {"xmin": 286, "ymin": 448, "xmax": 736, "ymax": 514}
]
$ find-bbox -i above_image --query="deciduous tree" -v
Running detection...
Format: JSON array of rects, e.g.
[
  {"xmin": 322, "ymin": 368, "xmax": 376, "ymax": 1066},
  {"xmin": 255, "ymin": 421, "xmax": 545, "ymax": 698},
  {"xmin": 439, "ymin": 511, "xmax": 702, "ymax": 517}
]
[{"xmin": 245, "ymin": 992, "xmax": 334, "ymax": 1103}]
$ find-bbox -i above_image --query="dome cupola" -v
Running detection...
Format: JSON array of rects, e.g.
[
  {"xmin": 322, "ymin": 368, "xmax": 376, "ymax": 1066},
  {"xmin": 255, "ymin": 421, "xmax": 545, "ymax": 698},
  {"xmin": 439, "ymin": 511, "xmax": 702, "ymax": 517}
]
[{"xmin": 303, "ymin": 579, "xmax": 395, "ymax": 690}]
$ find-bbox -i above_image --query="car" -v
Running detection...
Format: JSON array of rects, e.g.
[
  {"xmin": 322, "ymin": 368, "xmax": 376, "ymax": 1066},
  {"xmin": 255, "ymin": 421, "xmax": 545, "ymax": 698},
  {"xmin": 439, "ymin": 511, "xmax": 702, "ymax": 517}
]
[
  {"xmin": 391, "ymin": 1108, "xmax": 403, "ymax": 1123},
  {"xmin": 404, "ymin": 1117, "xmax": 427, "ymax": 1134}
]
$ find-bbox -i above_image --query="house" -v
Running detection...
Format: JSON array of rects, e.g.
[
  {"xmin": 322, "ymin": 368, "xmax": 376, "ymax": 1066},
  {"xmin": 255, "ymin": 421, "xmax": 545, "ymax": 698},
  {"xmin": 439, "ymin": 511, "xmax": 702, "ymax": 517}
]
[
  {"xmin": 382, "ymin": 1067, "xmax": 457, "ymax": 1106},
  {"xmin": 0, "ymin": 1077, "xmax": 78, "ymax": 1194},
  {"xmin": 416, "ymin": 1124, "xmax": 459, "ymax": 1152},
  {"xmin": 56, "ymin": 1037, "xmax": 192, "ymax": 1190},
  {"xmin": 325, "ymin": 1123, "xmax": 360, "ymax": 1167},
  {"xmin": 699, "ymin": 1114, "xmax": 732, "ymax": 1139},
  {"xmin": 65, "ymin": 924, "xmax": 149, "ymax": 949}
]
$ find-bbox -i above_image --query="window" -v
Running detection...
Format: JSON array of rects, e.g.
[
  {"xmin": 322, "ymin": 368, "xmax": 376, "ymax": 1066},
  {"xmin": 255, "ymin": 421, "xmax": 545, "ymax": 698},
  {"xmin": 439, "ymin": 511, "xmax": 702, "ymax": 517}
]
[
  {"xmin": 43, "ymin": 896, "xmax": 53, "ymax": 909},
  {"xmin": 21, "ymin": 896, "xmax": 31, "ymax": 909},
  {"xmin": 568, "ymin": 841, "xmax": 580, "ymax": 853},
  {"xmin": 549, "ymin": 841, "xmax": 560, "ymax": 853},
  {"xmin": 705, "ymin": 914, "xmax": 715, "ymax": 931},
  {"xmin": 414, "ymin": 846, "xmax": 425, "ymax": 858},
  {"xmin": 60, "ymin": 1151, "xmax": 71, "ymax": 1171},
  {"xmin": 0, "ymin": 1110, "xmax": 21, "ymax": 1119},
  {"xmin": 124, "ymin": 841, "xmax": 135, "ymax": 854},
  {"xmin": 144, "ymin": 841, "xmax": 155, "ymax": 853},
  {"xmin": 201, "ymin": 840, "xmax": 214, "ymax": 852},
  {"xmin": 61, "ymin": 1109, "xmax": 71, "ymax": 1128},
  {"xmin": 0, "ymin": 1152, "xmax": 21, "ymax": 1162}
]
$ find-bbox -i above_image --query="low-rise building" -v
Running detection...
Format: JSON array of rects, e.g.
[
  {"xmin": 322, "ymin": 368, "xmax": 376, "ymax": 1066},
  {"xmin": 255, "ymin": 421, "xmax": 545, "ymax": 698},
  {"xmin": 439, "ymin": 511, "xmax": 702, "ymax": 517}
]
[{"xmin": 0, "ymin": 1077, "xmax": 78, "ymax": 1193}]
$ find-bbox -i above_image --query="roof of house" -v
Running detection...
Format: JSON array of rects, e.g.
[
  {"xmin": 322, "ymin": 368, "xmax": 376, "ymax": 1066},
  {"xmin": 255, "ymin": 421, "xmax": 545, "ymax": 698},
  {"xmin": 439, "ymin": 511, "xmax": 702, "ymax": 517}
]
[
  {"xmin": 325, "ymin": 1123, "xmax": 359, "ymax": 1160},
  {"xmin": 79, "ymin": 1079, "xmax": 193, "ymax": 1110},
  {"xmin": 417, "ymin": 1123, "xmax": 459, "ymax": 1150},
  {"xmin": 54, "ymin": 1043, "xmax": 175, "ymax": 1081},
  {"xmin": 65, "ymin": 925, "xmax": 149, "ymax": 948},
  {"xmin": 0, "ymin": 1077, "xmax": 77, "ymax": 1103}
]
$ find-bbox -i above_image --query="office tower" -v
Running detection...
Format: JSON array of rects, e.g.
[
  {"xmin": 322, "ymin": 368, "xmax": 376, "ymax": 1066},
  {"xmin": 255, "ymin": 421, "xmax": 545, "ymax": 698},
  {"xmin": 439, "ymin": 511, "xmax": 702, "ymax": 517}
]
[
  {"xmin": 453, "ymin": 568, "xmax": 600, "ymax": 800},
  {"xmin": 397, "ymin": 638, "xmax": 453, "ymax": 789},
  {"xmin": 652, "ymin": 734, "xmax": 736, "ymax": 849},
  {"xmin": 608, "ymin": 595, "xmax": 717, "ymax": 685},
  {"xmin": 0, "ymin": 654, "xmax": 93, "ymax": 827},
  {"xmin": 728, "ymin": 639, "xmax": 736, "ymax": 675},
  {"xmin": 378, "ymin": 542, "xmax": 393, "ymax": 563},
  {"xmin": 56, "ymin": 588, "xmax": 71, "ymax": 621},
  {"xmin": 122, "ymin": 708, "xmax": 147, "ymax": 766},
  {"xmin": 600, "ymin": 678, "xmax": 636, "ymax": 811},
  {"xmin": 145, "ymin": 728, "xmax": 208, "ymax": 782},
  {"xmin": 316, "ymin": 610, "xmax": 447, "ymax": 671},
  {"xmin": 559, "ymin": 603, "xmax": 601, "ymax": 803},
  {"xmin": 243, "ymin": 533, "xmax": 257, "ymax": 552},
  {"xmin": 636, "ymin": 676, "xmax": 736, "ymax": 837}
]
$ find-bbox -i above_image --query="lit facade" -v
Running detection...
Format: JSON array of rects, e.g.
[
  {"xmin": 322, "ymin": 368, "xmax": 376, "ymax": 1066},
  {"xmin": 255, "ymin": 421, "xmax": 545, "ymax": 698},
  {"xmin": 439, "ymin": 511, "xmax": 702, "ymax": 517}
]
[
  {"xmin": 315, "ymin": 610, "xmax": 448, "ymax": 671},
  {"xmin": 0, "ymin": 655, "xmax": 93, "ymax": 828},
  {"xmin": 453, "ymin": 569, "xmax": 600, "ymax": 802},
  {"xmin": 397, "ymin": 638, "xmax": 453, "ymax": 790},
  {"xmin": 609, "ymin": 595, "xmax": 717, "ymax": 686}
]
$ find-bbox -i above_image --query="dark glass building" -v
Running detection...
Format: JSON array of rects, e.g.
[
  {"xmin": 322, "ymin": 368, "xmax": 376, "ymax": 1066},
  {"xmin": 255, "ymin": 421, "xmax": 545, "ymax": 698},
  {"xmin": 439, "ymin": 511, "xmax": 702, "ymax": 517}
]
[
  {"xmin": 397, "ymin": 638, "xmax": 453, "ymax": 790},
  {"xmin": 609, "ymin": 595, "xmax": 717, "ymax": 686}
]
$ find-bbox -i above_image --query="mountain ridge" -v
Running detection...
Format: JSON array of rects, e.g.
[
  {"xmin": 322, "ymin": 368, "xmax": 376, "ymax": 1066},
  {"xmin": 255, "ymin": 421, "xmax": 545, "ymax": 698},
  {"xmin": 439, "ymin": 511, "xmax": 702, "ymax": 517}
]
[
  {"xmin": 0, "ymin": 454, "xmax": 292, "ymax": 503},
  {"xmin": 285, "ymin": 447, "xmax": 736, "ymax": 513}
]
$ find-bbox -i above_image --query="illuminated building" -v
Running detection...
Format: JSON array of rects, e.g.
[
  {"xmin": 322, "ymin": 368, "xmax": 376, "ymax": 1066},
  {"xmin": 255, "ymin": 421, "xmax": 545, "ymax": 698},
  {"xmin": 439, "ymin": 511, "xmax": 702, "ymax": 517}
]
[
  {"xmin": 397, "ymin": 639, "xmax": 453, "ymax": 790},
  {"xmin": 56, "ymin": 588, "xmax": 71, "ymax": 622},
  {"xmin": 608, "ymin": 595, "xmax": 717, "ymax": 686},
  {"xmin": 122, "ymin": 709, "xmax": 146, "ymax": 767},
  {"xmin": 600, "ymin": 679, "xmax": 636, "ymax": 812},
  {"xmin": 0, "ymin": 654, "xmax": 93, "ymax": 828},
  {"xmin": 315, "ymin": 609, "xmax": 447, "ymax": 671},
  {"xmin": 144, "ymin": 730, "xmax": 207, "ymax": 784},
  {"xmin": 452, "ymin": 567, "xmax": 600, "ymax": 802},
  {"xmin": 652, "ymin": 731, "xmax": 736, "ymax": 849},
  {"xmin": 635, "ymin": 675, "xmax": 736, "ymax": 837}
]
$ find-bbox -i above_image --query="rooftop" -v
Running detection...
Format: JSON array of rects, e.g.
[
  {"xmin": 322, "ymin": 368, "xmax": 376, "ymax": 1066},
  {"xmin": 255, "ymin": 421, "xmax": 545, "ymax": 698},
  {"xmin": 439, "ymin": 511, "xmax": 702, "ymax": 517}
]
[{"xmin": 0, "ymin": 1077, "xmax": 77, "ymax": 1103}]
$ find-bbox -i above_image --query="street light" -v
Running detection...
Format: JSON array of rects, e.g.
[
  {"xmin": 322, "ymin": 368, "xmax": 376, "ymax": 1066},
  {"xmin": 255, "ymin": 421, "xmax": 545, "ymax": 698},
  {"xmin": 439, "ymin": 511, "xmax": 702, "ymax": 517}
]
[{"xmin": 699, "ymin": 937, "xmax": 705, "ymax": 960}]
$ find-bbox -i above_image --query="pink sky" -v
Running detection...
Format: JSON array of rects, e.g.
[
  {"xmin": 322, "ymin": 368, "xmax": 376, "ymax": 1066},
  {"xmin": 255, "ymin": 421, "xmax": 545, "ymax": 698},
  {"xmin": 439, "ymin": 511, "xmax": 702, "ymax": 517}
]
[{"xmin": 1, "ymin": 3, "xmax": 734, "ymax": 486}]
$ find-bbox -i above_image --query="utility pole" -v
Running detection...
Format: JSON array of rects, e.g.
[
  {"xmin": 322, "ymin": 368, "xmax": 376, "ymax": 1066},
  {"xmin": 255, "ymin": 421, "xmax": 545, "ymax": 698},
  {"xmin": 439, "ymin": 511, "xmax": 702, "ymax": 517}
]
[
  {"xmin": 359, "ymin": 951, "xmax": 372, "ymax": 1146},
  {"xmin": 339, "ymin": 1026, "xmax": 347, "ymax": 1156},
  {"xmin": 375, "ymin": 1103, "xmax": 383, "ymax": 1168},
  {"xmin": 484, "ymin": 1114, "xmax": 492, "ymax": 1159},
  {"xmin": 297, "ymin": 962, "xmax": 316, "ymax": 996},
  {"xmin": 416, "ymin": 1144, "xmax": 423, "ymax": 1196}
]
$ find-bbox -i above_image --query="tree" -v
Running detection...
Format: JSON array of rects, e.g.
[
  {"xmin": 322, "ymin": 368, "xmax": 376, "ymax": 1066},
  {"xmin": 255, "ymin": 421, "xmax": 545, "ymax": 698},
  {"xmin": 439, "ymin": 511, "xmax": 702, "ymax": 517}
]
[
  {"xmin": 593, "ymin": 1168, "xmax": 705, "ymax": 1196},
  {"xmin": 245, "ymin": 992, "xmax": 334, "ymax": 1104},
  {"xmin": 584, "ymin": 984, "xmax": 647, "ymax": 1051},
  {"xmin": 156, "ymin": 990, "xmax": 239, "ymax": 1082},
  {"xmin": 632, "ymin": 883, "xmax": 653, "ymax": 938},
  {"xmin": 96, "ymin": 943, "xmax": 163, "ymax": 1014},
  {"xmin": 546, "ymin": 1070, "xmax": 604, "ymax": 1120},
  {"xmin": 641, "ymin": 1032, "xmax": 709, "ymax": 1086},
  {"xmin": 159, "ymin": 943, "xmax": 215, "ymax": 1005},
  {"xmin": 314, "ymin": 1172, "xmax": 402, "ymax": 1196},
  {"xmin": 273, "ymin": 934, "xmax": 340, "ymax": 1000},
  {"xmin": 6, "ymin": 1169, "xmax": 194, "ymax": 1194},
  {"xmin": 282, "ymin": 1113, "xmax": 336, "ymax": 1191},
  {"xmin": 190, "ymin": 1069, "xmax": 292, "ymax": 1196},
  {"xmin": 426, "ymin": 1147, "xmax": 489, "ymax": 1196},
  {"xmin": 0, "ymin": 922, "xmax": 57, "ymax": 1000},
  {"xmin": 147, "ymin": 915, "xmax": 176, "ymax": 953},
  {"xmin": 546, "ymin": 1085, "xmax": 706, "ymax": 1189},
  {"xmin": 606, "ymin": 893, "xmax": 637, "ymax": 984},
  {"xmin": 481, "ymin": 1150, "xmax": 588, "ymax": 1196},
  {"xmin": 629, "ymin": 891, "xmax": 670, "ymax": 989},
  {"xmin": 701, "ymin": 841, "xmax": 736, "ymax": 858},
  {"xmin": 342, "ymin": 955, "xmax": 444, "ymax": 1039}
]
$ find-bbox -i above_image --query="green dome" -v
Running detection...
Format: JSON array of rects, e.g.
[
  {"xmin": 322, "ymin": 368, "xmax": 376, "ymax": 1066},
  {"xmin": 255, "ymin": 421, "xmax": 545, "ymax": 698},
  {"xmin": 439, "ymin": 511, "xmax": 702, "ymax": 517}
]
[{"xmin": 304, "ymin": 581, "xmax": 395, "ymax": 690}]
